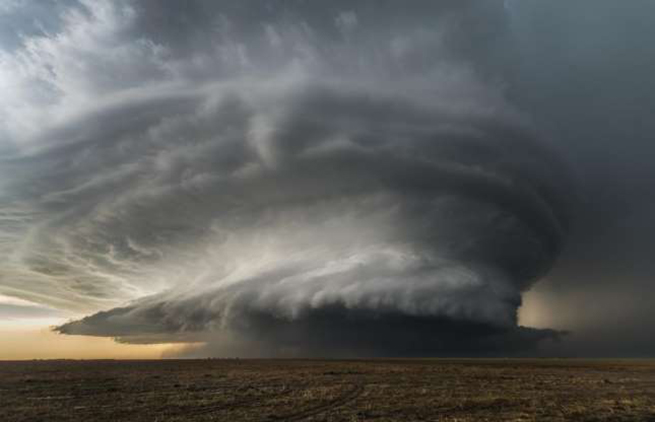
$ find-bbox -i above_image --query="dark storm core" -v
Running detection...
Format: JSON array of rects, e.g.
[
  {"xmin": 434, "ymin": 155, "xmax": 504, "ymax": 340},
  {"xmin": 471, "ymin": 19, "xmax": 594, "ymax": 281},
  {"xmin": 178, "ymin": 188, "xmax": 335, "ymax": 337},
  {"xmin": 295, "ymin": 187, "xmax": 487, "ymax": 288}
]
[{"xmin": 5, "ymin": 0, "xmax": 654, "ymax": 357}]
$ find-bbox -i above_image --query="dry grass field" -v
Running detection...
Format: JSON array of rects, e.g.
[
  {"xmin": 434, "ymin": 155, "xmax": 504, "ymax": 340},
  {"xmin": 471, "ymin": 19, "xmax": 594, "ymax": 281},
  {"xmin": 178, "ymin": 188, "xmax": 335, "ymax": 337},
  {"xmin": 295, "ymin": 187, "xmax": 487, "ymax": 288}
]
[{"xmin": 1, "ymin": 358, "xmax": 654, "ymax": 421}]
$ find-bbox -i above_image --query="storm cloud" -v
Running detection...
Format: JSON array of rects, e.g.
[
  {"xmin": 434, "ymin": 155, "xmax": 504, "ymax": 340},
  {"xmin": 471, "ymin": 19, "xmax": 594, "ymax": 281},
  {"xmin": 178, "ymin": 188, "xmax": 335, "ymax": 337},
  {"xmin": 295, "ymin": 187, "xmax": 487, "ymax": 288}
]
[{"xmin": 5, "ymin": 0, "xmax": 651, "ymax": 357}]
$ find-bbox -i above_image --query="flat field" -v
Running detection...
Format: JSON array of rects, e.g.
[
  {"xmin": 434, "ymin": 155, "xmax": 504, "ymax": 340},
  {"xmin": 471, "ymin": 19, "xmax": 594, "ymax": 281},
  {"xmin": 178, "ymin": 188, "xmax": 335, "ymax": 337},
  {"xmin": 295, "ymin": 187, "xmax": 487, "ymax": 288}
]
[{"xmin": 1, "ymin": 358, "xmax": 654, "ymax": 421}]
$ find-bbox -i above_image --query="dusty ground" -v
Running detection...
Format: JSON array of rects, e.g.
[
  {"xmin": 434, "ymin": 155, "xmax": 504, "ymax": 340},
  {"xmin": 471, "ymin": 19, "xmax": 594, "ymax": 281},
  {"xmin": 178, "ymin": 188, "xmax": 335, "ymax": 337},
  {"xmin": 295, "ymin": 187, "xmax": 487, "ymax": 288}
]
[{"xmin": 1, "ymin": 359, "xmax": 654, "ymax": 421}]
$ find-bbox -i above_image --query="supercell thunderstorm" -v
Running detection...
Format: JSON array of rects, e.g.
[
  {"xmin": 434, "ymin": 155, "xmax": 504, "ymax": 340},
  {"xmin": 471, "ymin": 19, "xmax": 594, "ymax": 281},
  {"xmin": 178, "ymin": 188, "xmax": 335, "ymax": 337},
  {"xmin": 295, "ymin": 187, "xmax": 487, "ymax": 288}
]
[{"xmin": 0, "ymin": 1, "xmax": 571, "ymax": 356}]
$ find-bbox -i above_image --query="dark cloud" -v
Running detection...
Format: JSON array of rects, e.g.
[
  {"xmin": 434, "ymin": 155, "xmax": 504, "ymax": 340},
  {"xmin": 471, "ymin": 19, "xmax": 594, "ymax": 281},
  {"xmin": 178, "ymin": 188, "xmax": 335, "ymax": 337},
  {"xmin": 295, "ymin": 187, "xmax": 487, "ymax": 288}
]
[
  {"xmin": 51, "ymin": 77, "xmax": 571, "ymax": 355},
  {"xmin": 503, "ymin": 0, "xmax": 655, "ymax": 356},
  {"xmin": 1, "ymin": 0, "xmax": 652, "ymax": 356},
  {"xmin": 59, "ymin": 302, "xmax": 564, "ymax": 358},
  {"xmin": 4, "ymin": 0, "xmax": 571, "ymax": 355}
]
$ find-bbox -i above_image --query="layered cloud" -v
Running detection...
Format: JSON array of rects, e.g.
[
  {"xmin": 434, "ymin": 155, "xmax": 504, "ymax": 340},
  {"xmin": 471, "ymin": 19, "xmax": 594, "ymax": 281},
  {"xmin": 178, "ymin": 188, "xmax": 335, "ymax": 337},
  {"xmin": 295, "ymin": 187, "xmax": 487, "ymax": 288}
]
[{"xmin": 0, "ymin": 0, "xmax": 576, "ymax": 356}]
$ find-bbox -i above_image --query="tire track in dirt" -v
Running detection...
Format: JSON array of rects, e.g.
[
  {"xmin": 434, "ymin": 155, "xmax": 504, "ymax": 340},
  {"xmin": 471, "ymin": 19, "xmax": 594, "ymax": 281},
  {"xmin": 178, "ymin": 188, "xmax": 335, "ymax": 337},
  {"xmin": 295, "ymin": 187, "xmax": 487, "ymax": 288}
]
[
  {"xmin": 265, "ymin": 383, "xmax": 365, "ymax": 421},
  {"xmin": 164, "ymin": 383, "xmax": 295, "ymax": 417}
]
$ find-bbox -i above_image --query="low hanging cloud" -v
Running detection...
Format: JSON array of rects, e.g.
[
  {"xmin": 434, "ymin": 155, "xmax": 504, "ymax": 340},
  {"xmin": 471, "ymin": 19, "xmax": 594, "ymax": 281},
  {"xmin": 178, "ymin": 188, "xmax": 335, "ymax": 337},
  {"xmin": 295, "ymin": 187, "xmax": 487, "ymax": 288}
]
[{"xmin": 1, "ymin": 1, "xmax": 572, "ymax": 356}]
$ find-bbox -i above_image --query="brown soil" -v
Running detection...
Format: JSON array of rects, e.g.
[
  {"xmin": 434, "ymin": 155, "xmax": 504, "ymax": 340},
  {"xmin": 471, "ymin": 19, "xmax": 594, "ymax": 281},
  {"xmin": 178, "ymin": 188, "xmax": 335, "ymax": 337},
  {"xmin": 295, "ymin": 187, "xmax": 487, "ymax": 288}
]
[{"xmin": 1, "ymin": 358, "xmax": 654, "ymax": 421}]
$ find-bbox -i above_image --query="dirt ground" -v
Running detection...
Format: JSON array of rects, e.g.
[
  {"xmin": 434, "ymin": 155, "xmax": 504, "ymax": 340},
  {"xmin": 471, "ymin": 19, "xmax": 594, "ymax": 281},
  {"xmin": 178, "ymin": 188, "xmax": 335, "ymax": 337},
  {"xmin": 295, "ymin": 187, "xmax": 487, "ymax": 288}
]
[{"xmin": 1, "ymin": 358, "xmax": 654, "ymax": 421}]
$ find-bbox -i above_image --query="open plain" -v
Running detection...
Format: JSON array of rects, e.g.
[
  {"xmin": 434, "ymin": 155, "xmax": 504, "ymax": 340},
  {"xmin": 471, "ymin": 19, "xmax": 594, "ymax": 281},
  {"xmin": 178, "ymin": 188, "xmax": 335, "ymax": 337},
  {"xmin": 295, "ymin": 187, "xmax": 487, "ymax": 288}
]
[{"xmin": 1, "ymin": 359, "xmax": 655, "ymax": 421}]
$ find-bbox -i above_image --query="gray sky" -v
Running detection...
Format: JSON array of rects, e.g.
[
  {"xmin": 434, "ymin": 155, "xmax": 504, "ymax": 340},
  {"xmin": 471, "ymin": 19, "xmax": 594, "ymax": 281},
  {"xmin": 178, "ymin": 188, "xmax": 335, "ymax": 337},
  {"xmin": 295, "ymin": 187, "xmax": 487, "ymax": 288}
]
[{"xmin": 0, "ymin": 0, "xmax": 653, "ymax": 357}]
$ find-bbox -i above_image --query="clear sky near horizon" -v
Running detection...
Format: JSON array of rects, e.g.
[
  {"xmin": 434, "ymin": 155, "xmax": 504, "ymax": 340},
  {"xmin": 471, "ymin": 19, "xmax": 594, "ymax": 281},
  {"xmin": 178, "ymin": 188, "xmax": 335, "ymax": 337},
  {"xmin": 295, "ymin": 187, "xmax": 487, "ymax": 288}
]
[{"xmin": 2, "ymin": 0, "xmax": 655, "ymax": 359}]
